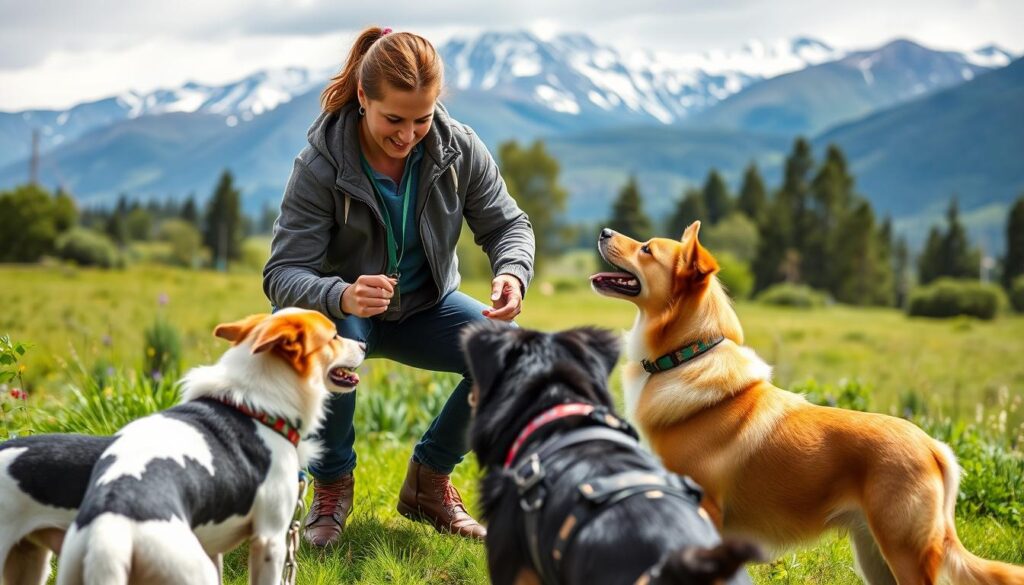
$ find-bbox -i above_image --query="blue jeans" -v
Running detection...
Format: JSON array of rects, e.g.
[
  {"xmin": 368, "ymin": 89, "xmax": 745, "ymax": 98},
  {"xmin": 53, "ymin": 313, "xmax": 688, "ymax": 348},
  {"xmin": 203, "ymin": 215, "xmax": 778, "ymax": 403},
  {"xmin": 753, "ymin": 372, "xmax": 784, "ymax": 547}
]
[{"xmin": 309, "ymin": 290, "xmax": 506, "ymax": 480}]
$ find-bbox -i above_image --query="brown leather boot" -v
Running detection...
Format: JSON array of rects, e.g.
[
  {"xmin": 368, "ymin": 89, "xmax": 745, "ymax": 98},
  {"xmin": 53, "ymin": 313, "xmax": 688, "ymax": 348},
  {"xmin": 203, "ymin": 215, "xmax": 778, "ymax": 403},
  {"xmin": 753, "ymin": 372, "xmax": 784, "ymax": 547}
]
[
  {"xmin": 397, "ymin": 459, "xmax": 486, "ymax": 540},
  {"xmin": 303, "ymin": 474, "xmax": 354, "ymax": 547}
]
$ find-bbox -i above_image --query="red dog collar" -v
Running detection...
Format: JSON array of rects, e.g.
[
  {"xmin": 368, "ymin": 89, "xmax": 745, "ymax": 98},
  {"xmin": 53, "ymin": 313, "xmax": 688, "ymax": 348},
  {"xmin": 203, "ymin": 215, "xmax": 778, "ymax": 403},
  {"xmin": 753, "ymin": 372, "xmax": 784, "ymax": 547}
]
[
  {"xmin": 212, "ymin": 397, "xmax": 302, "ymax": 448},
  {"xmin": 503, "ymin": 403, "xmax": 596, "ymax": 469}
]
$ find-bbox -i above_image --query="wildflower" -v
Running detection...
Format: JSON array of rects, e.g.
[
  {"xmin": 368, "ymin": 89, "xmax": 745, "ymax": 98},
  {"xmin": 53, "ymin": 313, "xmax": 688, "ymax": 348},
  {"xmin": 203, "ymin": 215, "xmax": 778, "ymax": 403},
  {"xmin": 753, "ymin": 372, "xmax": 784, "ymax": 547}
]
[
  {"xmin": 147, "ymin": 347, "xmax": 156, "ymax": 358},
  {"xmin": 102, "ymin": 334, "xmax": 113, "ymax": 347},
  {"xmin": 152, "ymin": 371, "xmax": 163, "ymax": 383},
  {"xmin": 9, "ymin": 388, "xmax": 26, "ymax": 400},
  {"xmin": 102, "ymin": 387, "xmax": 114, "ymax": 400},
  {"xmin": 158, "ymin": 293, "xmax": 170, "ymax": 306}
]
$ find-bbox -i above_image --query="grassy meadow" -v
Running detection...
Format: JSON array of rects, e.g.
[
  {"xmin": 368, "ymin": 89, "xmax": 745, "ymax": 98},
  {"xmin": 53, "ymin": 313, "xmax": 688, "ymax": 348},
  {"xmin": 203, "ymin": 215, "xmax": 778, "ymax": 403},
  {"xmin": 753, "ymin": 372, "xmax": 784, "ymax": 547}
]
[{"xmin": 1, "ymin": 261, "xmax": 1023, "ymax": 584}]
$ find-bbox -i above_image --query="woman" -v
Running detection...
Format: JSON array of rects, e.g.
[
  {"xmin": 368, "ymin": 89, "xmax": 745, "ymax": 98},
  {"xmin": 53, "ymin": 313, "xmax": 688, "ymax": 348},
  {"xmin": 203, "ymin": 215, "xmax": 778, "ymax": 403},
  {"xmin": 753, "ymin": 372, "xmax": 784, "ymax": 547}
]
[{"xmin": 262, "ymin": 26, "xmax": 535, "ymax": 546}]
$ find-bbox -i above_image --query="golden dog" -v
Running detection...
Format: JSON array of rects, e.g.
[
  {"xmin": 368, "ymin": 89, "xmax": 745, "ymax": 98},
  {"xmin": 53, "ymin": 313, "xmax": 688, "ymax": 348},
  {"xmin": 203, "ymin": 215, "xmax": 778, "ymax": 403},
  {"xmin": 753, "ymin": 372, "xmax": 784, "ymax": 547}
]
[{"xmin": 591, "ymin": 223, "xmax": 1024, "ymax": 585}]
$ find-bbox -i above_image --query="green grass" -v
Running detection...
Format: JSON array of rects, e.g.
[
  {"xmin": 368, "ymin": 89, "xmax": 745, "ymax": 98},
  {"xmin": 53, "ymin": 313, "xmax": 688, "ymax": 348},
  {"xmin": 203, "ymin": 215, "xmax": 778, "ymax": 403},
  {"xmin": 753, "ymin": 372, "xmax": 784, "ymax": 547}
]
[
  {"xmin": 2, "ymin": 263, "xmax": 1023, "ymax": 583},
  {"xmin": 221, "ymin": 438, "xmax": 489, "ymax": 585}
]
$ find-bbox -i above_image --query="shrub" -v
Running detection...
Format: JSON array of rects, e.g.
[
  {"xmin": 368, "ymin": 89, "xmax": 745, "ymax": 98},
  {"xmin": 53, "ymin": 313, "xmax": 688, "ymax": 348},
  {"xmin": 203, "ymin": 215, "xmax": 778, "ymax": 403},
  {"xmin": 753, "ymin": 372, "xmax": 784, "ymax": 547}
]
[
  {"xmin": 715, "ymin": 251, "xmax": 754, "ymax": 299},
  {"xmin": 702, "ymin": 212, "xmax": 760, "ymax": 263},
  {"xmin": 756, "ymin": 283, "xmax": 828, "ymax": 308},
  {"xmin": 157, "ymin": 219, "xmax": 205, "ymax": 268},
  {"xmin": 0, "ymin": 184, "xmax": 70, "ymax": 262},
  {"xmin": 907, "ymin": 278, "xmax": 1007, "ymax": 320},
  {"xmin": 143, "ymin": 317, "xmax": 182, "ymax": 379},
  {"xmin": 55, "ymin": 228, "xmax": 121, "ymax": 268},
  {"xmin": 1010, "ymin": 276, "xmax": 1024, "ymax": 313}
]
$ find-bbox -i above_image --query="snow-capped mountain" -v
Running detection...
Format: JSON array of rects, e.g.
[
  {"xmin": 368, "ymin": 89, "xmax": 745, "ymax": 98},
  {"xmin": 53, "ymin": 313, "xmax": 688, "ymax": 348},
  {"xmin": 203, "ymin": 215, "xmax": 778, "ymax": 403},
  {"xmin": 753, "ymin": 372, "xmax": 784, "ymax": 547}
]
[
  {"xmin": 963, "ymin": 44, "xmax": 1015, "ymax": 68},
  {"xmin": 0, "ymin": 67, "xmax": 329, "ymax": 167},
  {"xmin": 439, "ymin": 32, "xmax": 844, "ymax": 124},
  {"xmin": 1, "ymin": 30, "xmax": 1018, "ymax": 213},
  {"xmin": 688, "ymin": 38, "xmax": 1013, "ymax": 135},
  {"xmin": 113, "ymin": 67, "xmax": 329, "ymax": 123},
  {"xmin": 3, "ymin": 31, "xmax": 1013, "ymax": 169}
]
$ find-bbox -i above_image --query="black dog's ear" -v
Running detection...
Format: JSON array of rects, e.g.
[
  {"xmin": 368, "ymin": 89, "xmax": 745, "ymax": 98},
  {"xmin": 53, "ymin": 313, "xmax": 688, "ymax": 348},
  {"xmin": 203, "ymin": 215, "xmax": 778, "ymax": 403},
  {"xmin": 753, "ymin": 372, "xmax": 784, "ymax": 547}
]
[
  {"xmin": 558, "ymin": 327, "xmax": 621, "ymax": 378},
  {"xmin": 460, "ymin": 320, "xmax": 522, "ymax": 399}
]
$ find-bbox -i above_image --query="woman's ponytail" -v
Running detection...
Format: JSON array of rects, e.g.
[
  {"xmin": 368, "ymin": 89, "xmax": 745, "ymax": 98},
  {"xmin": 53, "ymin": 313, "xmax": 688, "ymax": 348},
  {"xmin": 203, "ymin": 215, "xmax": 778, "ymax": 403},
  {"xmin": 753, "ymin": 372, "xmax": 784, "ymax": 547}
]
[{"xmin": 320, "ymin": 26, "xmax": 443, "ymax": 113}]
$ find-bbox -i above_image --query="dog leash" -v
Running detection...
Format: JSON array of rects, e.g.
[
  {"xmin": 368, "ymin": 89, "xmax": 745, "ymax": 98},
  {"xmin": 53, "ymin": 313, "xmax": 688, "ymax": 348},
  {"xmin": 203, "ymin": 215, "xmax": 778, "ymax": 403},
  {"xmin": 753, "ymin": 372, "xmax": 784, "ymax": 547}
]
[{"xmin": 282, "ymin": 470, "xmax": 309, "ymax": 585}]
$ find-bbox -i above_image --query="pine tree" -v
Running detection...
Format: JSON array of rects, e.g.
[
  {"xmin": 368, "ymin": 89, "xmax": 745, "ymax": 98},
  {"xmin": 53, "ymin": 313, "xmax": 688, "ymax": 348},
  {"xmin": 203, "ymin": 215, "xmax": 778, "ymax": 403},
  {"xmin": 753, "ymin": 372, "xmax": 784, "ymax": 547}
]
[
  {"xmin": 831, "ymin": 202, "xmax": 893, "ymax": 305},
  {"xmin": 498, "ymin": 140, "xmax": 568, "ymax": 274},
  {"xmin": 665, "ymin": 188, "xmax": 706, "ymax": 239},
  {"xmin": 918, "ymin": 227, "xmax": 944, "ymax": 285},
  {"xmin": 893, "ymin": 236, "xmax": 911, "ymax": 308},
  {"xmin": 105, "ymin": 210, "xmax": 128, "ymax": 246},
  {"xmin": 917, "ymin": 198, "xmax": 980, "ymax": 284},
  {"xmin": 754, "ymin": 138, "xmax": 814, "ymax": 292},
  {"xmin": 258, "ymin": 203, "xmax": 279, "ymax": 235},
  {"xmin": 607, "ymin": 175, "xmax": 652, "ymax": 240},
  {"xmin": 737, "ymin": 163, "xmax": 767, "ymax": 222},
  {"xmin": 753, "ymin": 196, "xmax": 792, "ymax": 292},
  {"xmin": 702, "ymin": 169, "xmax": 733, "ymax": 224},
  {"xmin": 940, "ymin": 198, "xmax": 979, "ymax": 280},
  {"xmin": 778, "ymin": 137, "xmax": 814, "ymax": 253},
  {"xmin": 804, "ymin": 147, "xmax": 853, "ymax": 291},
  {"xmin": 1003, "ymin": 194, "xmax": 1024, "ymax": 290},
  {"xmin": 203, "ymin": 170, "xmax": 244, "ymax": 270},
  {"xmin": 180, "ymin": 195, "xmax": 200, "ymax": 227},
  {"xmin": 53, "ymin": 188, "xmax": 78, "ymax": 233}
]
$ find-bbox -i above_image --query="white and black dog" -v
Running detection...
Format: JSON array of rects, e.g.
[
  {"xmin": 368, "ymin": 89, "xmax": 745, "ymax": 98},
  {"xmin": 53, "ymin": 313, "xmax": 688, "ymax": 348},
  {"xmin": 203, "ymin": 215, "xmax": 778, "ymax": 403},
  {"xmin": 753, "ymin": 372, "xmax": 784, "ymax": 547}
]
[
  {"xmin": 55, "ymin": 309, "xmax": 364, "ymax": 585},
  {"xmin": 0, "ymin": 434, "xmax": 112, "ymax": 585}
]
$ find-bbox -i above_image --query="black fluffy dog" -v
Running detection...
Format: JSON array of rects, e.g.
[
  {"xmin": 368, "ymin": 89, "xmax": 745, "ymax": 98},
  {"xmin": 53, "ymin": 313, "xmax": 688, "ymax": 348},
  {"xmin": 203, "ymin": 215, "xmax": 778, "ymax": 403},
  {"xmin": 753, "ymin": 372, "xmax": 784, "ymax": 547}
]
[{"xmin": 463, "ymin": 323, "xmax": 758, "ymax": 585}]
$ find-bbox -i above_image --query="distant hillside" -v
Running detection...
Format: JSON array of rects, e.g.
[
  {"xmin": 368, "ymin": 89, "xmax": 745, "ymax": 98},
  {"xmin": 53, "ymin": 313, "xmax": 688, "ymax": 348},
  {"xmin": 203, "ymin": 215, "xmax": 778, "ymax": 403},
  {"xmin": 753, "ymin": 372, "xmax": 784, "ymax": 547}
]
[
  {"xmin": 816, "ymin": 56, "xmax": 1024, "ymax": 218},
  {"xmin": 689, "ymin": 39, "xmax": 1010, "ymax": 136},
  {"xmin": 546, "ymin": 126, "xmax": 790, "ymax": 221}
]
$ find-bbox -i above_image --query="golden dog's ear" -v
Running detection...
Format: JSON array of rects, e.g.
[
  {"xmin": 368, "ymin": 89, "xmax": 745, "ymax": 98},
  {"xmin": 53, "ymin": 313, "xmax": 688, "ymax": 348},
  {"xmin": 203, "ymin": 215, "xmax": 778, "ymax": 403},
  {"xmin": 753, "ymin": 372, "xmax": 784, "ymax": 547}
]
[
  {"xmin": 213, "ymin": 314, "xmax": 269, "ymax": 344},
  {"xmin": 681, "ymin": 220, "xmax": 701, "ymax": 242},
  {"xmin": 681, "ymin": 221, "xmax": 719, "ymax": 279}
]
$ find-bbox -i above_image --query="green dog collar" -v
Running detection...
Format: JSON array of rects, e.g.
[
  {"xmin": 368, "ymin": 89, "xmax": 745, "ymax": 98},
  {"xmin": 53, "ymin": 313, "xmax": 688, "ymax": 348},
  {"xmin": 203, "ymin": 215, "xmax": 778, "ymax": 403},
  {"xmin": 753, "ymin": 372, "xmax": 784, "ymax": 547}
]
[{"xmin": 641, "ymin": 337, "xmax": 725, "ymax": 374}]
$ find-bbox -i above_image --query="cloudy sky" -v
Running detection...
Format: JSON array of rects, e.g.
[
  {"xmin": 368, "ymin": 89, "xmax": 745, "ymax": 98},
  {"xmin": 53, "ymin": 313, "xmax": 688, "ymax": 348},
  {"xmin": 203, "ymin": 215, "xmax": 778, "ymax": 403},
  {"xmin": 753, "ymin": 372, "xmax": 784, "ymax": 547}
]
[{"xmin": 1, "ymin": 0, "xmax": 1021, "ymax": 111}]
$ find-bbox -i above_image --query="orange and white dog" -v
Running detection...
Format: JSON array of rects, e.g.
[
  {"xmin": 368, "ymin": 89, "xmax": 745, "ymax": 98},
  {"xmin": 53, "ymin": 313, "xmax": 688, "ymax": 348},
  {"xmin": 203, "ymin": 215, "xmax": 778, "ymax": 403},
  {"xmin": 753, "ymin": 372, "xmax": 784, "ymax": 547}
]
[
  {"xmin": 57, "ymin": 309, "xmax": 363, "ymax": 585},
  {"xmin": 592, "ymin": 224, "xmax": 1024, "ymax": 585}
]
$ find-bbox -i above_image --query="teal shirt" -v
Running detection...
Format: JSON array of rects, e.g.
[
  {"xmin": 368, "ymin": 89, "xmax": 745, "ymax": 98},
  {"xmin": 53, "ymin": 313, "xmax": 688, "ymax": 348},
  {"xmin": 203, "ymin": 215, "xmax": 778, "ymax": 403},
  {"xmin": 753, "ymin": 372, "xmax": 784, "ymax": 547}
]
[{"xmin": 364, "ymin": 144, "xmax": 430, "ymax": 294}]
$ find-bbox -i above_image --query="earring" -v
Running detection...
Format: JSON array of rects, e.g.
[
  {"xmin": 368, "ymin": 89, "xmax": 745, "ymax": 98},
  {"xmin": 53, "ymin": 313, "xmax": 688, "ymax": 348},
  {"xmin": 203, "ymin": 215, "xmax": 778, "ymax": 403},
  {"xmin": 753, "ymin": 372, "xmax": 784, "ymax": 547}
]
[{"xmin": 358, "ymin": 105, "xmax": 366, "ymax": 116}]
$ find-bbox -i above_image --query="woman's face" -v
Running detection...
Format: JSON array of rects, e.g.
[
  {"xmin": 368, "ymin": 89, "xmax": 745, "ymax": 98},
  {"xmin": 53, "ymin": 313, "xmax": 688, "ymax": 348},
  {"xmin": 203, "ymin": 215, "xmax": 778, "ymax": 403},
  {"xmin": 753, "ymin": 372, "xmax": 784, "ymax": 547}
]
[{"xmin": 358, "ymin": 83, "xmax": 437, "ymax": 161}]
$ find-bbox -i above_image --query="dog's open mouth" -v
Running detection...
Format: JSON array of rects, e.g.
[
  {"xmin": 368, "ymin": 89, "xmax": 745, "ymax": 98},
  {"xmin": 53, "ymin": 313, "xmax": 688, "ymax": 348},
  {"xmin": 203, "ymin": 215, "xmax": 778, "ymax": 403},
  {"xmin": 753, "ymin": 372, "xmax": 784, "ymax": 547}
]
[
  {"xmin": 590, "ymin": 271, "xmax": 641, "ymax": 297},
  {"xmin": 328, "ymin": 367, "xmax": 360, "ymax": 389}
]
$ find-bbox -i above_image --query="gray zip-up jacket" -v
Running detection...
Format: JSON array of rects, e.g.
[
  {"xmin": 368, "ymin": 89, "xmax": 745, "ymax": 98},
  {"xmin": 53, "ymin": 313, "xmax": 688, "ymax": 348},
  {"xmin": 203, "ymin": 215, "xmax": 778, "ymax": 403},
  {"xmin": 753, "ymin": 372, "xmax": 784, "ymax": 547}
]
[{"xmin": 263, "ymin": 101, "xmax": 535, "ymax": 321}]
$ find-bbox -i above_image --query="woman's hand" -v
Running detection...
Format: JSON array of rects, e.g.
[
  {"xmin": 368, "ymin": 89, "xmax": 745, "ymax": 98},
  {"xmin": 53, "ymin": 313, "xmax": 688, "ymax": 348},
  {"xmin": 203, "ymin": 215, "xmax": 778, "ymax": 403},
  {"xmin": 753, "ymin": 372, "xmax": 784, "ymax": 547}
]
[
  {"xmin": 341, "ymin": 274, "xmax": 398, "ymax": 317},
  {"xmin": 483, "ymin": 274, "xmax": 523, "ymax": 321}
]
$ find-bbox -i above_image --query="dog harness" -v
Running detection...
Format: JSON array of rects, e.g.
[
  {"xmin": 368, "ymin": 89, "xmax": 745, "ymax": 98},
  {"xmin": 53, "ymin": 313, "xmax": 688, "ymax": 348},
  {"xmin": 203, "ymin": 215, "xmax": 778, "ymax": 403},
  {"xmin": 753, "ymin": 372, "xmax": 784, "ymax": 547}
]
[
  {"xmin": 641, "ymin": 336, "xmax": 725, "ymax": 374},
  {"xmin": 503, "ymin": 403, "xmax": 705, "ymax": 585}
]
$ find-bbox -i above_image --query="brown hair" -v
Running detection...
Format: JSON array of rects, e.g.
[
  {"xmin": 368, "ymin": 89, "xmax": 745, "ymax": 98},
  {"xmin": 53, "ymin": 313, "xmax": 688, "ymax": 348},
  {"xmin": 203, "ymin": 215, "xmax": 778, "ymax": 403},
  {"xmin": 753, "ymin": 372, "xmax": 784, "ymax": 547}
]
[{"xmin": 321, "ymin": 26, "xmax": 444, "ymax": 113}]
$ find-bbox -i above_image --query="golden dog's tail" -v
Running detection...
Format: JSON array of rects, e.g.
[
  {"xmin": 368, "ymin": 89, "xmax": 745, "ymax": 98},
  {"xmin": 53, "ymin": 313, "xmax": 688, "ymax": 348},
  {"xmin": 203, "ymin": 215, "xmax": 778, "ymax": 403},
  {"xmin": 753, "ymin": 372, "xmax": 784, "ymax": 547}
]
[{"xmin": 933, "ymin": 442, "xmax": 1024, "ymax": 585}]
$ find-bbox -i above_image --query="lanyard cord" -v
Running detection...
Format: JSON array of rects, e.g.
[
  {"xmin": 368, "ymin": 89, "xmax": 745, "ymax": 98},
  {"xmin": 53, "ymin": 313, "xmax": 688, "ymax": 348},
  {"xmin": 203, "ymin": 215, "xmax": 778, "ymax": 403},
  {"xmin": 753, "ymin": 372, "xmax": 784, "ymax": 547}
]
[{"xmin": 359, "ymin": 153, "xmax": 413, "ymax": 274}]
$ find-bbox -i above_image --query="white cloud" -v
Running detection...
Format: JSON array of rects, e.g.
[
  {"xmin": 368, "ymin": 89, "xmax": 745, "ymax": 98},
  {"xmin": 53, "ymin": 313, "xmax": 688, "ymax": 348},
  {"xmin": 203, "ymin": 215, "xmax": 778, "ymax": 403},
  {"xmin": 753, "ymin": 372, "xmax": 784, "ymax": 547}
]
[
  {"xmin": 0, "ymin": 33, "xmax": 350, "ymax": 111},
  {"xmin": 0, "ymin": 0, "xmax": 1020, "ymax": 111}
]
